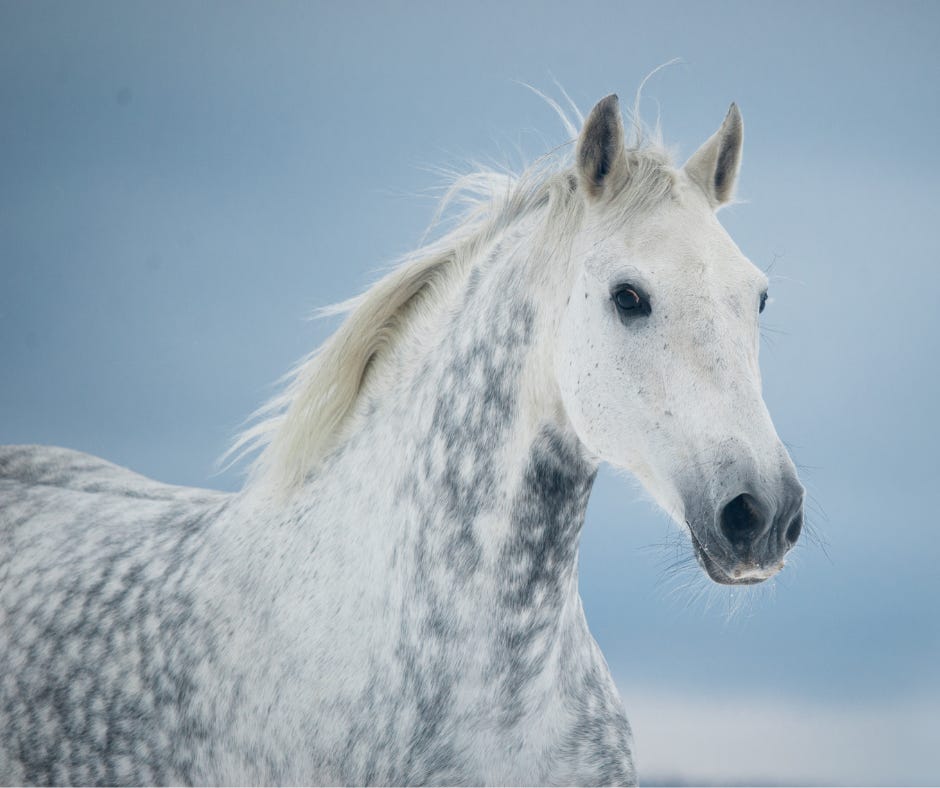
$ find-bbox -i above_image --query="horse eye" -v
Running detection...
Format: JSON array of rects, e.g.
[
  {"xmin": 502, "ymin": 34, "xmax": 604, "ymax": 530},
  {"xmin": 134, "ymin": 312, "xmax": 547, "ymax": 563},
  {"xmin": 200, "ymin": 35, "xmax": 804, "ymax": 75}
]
[
  {"xmin": 612, "ymin": 285, "xmax": 651, "ymax": 320},
  {"xmin": 759, "ymin": 291, "xmax": 768, "ymax": 314}
]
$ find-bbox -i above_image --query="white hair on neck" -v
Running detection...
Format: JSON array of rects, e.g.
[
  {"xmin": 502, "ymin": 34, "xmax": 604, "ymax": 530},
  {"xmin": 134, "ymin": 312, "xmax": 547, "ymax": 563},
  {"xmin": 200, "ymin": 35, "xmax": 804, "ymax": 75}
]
[{"xmin": 224, "ymin": 95, "xmax": 675, "ymax": 493}]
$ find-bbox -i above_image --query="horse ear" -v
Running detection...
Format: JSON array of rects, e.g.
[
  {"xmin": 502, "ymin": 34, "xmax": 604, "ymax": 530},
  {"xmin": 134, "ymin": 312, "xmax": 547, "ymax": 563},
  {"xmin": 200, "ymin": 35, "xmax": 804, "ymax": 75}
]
[
  {"xmin": 576, "ymin": 94, "xmax": 628, "ymax": 200},
  {"xmin": 683, "ymin": 103, "xmax": 743, "ymax": 209}
]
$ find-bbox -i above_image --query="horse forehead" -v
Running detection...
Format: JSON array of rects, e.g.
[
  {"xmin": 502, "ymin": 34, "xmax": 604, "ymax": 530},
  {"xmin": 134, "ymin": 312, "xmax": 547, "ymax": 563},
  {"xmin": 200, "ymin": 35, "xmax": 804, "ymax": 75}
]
[
  {"xmin": 630, "ymin": 197, "xmax": 732, "ymax": 254},
  {"xmin": 622, "ymin": 205, "xmax": 755, "ymax": 288}
]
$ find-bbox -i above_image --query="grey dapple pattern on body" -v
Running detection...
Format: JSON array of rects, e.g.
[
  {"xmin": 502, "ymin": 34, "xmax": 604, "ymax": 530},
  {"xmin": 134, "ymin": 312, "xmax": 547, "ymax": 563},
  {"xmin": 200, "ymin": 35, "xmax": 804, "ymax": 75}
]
[
  {"xmin": 1, "ymin": 93, "xmax": 803, "ymax": 785},
  {"xmin": 1, "ymin": 448, "xmax": 234, "ymax": 785}
]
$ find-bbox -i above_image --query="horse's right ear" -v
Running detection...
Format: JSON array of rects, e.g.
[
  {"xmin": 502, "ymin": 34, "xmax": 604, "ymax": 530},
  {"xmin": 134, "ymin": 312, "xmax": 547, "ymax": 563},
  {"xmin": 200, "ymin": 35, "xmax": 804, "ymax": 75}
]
[{"xmin": 577, "ymin": 94, "xmax": 628, "ymax": 201}]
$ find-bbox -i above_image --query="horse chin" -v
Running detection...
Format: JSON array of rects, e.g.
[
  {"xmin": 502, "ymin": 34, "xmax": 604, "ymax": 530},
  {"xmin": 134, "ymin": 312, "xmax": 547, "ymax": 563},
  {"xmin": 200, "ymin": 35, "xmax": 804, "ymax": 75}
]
[{"xmin": 688, "ymin": 527, "xmax": 779, "ymax": 586}]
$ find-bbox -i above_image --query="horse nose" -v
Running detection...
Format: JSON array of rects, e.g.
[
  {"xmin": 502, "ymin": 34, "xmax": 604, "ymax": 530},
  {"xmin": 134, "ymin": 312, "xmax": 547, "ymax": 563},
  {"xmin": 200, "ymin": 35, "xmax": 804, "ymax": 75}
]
[
  {"xmin": 719, "ymin": 484, "xmax": 805, "ymax": 552},
  {"xmin": 719, "ymin": 493, "xmax": 769, "ymax": 546}
]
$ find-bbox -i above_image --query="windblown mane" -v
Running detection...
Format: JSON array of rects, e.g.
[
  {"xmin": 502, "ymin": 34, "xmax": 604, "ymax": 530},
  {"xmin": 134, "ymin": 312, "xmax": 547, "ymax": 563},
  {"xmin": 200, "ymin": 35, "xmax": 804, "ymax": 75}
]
[{"xmin": 227, "ymin": 104, "xmax": 675, "ymax": 492}]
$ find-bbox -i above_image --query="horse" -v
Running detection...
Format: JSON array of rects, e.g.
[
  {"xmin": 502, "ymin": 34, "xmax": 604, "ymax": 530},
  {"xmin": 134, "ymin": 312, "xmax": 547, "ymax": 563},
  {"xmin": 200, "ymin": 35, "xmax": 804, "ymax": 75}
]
[{"xmin": 0, "ymin": 93, "xmax": 804, "ymax": 786}]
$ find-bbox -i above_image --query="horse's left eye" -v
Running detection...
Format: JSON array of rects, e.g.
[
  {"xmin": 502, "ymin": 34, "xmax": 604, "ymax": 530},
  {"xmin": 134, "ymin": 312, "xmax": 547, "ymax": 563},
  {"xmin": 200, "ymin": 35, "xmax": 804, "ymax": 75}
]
[
  {"xmin": 759, "ymin": 291, "xmax": 768, "ymax": 314},
  {"xmin": 612, "ymin": 285, "xmax": 651, "ymax": 322}
]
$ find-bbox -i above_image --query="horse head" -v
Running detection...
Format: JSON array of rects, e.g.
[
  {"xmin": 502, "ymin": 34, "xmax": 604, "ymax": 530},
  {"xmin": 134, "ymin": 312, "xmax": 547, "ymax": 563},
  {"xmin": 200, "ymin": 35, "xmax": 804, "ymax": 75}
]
[{"xmin": 556, "ymin": 95, "xmax": 804, "ymax": 585}]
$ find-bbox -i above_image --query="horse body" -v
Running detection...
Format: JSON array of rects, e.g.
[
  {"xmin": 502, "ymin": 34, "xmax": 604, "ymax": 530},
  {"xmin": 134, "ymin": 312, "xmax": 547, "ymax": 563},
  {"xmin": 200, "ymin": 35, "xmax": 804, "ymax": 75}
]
[{"xmin": 1, "ymin": 94, "xmax": 804, "ymax": 786}]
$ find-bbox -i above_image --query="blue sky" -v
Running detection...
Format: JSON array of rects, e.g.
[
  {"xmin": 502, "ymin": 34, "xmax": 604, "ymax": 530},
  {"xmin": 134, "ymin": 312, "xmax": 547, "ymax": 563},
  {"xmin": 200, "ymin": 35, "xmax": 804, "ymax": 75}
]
[{"xmin": 2, "ymin": 1, "xmax": 939, "ymax": 783}]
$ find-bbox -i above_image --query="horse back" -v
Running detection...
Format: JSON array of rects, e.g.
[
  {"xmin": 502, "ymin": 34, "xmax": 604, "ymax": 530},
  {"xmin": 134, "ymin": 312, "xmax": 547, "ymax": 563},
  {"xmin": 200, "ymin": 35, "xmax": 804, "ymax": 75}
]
[{"xmin": 0, "ymin": 445, "xmax": 226, "ymax": 503}]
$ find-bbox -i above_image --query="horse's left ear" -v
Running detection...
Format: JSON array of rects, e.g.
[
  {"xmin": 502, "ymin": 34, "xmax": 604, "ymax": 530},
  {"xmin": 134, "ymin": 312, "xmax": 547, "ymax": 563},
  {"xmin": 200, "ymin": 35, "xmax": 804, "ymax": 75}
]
[{"xmin": 683, "ymin": 103, "xmax": 743, "ymax": 209}]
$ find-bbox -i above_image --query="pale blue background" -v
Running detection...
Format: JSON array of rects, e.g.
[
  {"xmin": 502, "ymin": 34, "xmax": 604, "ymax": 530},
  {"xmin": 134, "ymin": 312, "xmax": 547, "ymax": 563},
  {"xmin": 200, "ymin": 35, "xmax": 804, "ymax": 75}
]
[{"xmin": 2, "ymin": 1, "xmax": 938, "ymax": 784}]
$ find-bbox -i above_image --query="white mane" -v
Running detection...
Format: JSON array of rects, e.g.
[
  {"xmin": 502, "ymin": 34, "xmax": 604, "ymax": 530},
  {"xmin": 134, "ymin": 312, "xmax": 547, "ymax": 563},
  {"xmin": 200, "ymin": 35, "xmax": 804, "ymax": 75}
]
[{"xmin": 227, "ymin": 107, "xmax": 675, "ymax": 492}]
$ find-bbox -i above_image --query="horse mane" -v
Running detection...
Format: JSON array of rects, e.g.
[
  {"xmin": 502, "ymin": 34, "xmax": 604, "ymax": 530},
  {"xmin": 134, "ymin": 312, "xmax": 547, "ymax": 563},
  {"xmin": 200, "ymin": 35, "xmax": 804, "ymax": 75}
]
[{"xmin": 226, "ymin": 102, "xmax": 675, "ymax": 493}]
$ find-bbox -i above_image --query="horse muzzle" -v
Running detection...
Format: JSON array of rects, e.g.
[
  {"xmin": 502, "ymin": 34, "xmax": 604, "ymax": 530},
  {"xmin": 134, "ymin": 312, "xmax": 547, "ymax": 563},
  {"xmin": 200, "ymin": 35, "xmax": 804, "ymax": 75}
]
[{"xmin": 686, "ymin": 481, "xmax": 805, "ymax": 586}]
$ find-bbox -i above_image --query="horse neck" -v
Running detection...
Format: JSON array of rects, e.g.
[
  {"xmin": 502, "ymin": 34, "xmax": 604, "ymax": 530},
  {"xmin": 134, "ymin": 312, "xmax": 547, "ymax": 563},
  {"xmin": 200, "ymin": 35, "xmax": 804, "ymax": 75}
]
[{"xmin": 271, "ymin": 220, "xmax": 598, "ymax": 644}]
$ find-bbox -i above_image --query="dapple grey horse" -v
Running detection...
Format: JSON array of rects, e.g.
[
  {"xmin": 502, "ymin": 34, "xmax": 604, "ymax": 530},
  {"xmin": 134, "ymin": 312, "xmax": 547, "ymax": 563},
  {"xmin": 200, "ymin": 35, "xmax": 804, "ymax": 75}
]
[{"xmin": 1, "ymin": 94, "xmax": 804, "ymax": 786}]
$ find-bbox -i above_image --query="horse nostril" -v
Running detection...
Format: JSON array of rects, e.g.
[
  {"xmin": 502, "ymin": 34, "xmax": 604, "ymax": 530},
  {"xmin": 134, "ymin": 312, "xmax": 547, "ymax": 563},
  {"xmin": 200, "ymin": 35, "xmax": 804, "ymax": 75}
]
[
  {"xmin": 785, "ymin": 510, "xmax": 804, "ymax": 546},
  {"xmin": 719, "ymin": 493, "xmax": 765, "ymax": 545}
]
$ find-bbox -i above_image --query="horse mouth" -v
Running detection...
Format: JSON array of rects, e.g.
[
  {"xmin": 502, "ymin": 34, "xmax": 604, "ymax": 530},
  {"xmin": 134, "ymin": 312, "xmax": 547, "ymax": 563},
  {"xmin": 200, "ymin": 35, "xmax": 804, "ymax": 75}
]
[{"xmin": 688, "ymin": 525, "xmax": 772, "ymax": 586}]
